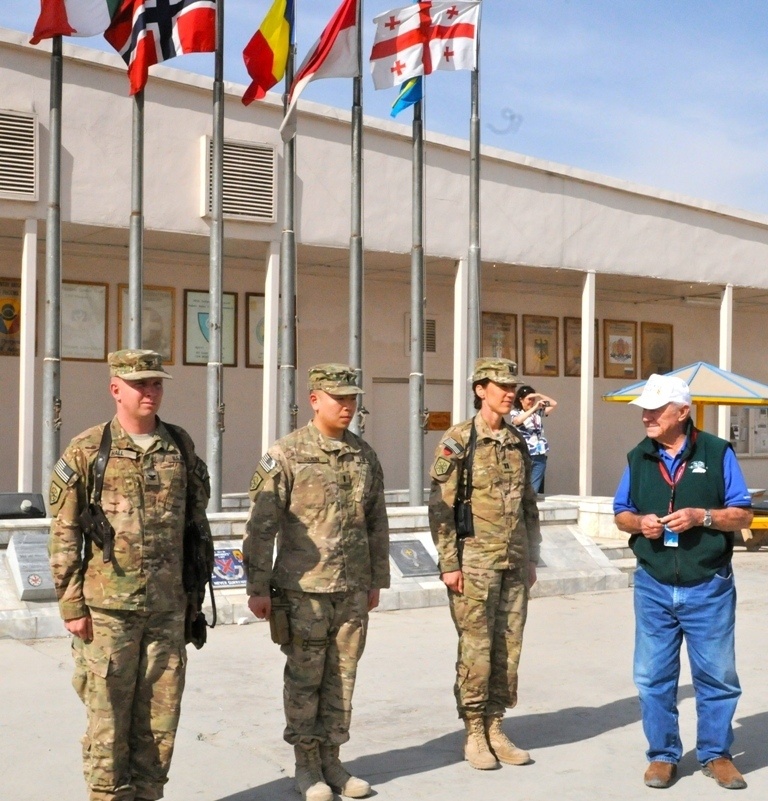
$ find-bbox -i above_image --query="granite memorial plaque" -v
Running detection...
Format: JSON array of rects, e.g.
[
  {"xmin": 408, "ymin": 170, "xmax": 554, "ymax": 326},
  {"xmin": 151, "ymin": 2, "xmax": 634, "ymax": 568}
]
[
  {"xmin": 7, "ymin": 531, "xmax": 56, "ymax": 601},
  {"xmin": 390, "ymin": 539, "xmax": 439, "ymax": 577},
  {"xmin": 211, "ymin": 547, "xmax": 247, "ymax": 588}
]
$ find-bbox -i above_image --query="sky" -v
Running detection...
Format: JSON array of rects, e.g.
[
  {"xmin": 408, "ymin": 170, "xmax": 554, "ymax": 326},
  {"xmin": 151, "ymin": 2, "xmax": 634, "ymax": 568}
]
[{"xmin": 4, "ymin": 1, "xmax": 768, "ymax": 215}]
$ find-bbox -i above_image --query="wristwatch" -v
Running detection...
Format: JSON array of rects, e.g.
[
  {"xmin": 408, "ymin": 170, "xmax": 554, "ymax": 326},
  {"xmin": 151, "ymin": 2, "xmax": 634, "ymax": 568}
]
[{"xmin": 703, "ymin": 509, "xmax": 713, "ymax": 527}]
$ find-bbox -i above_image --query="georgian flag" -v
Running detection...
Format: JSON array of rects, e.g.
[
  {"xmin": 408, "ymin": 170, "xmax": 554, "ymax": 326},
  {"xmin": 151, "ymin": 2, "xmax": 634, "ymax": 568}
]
[
  {"xmin": 104, "ymin": 0, "xmax": 217, "ymax": 95},
  {"xmin": 370, "ymin": 1, "xmax": 480, "ymax": 90}
]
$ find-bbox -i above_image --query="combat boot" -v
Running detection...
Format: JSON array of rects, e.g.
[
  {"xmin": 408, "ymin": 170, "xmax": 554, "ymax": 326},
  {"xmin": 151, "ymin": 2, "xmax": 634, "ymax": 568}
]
[
  {"xmin": 319, "ymin": 744, "xmax": 371, "ymax": 798},
  {"xmin": 294, "ymin": 744, "xmax": 333, "ymax": 801},
  {"xmin": 484, "ymin": 716, "xmax": 531, "ymax": 765},
  {"xmin": 463, "ymin": 717, "xmax": 499, "ymax": 770}
]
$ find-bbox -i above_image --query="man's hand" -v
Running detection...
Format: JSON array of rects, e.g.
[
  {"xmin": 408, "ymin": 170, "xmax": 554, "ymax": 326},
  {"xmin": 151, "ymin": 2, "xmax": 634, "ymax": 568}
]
[
  {"xmin": 248, "ymin": 595, "xmax": 271, "ymax": 620},
  {"xmin": 616, "ymin": 511, "xmax": 664, "ymax": 539},
  {"xmin": 659, "ymin": 508, "xmax": 703, "ymax": 533},
  {"xmin": 65, "ymin": 615, "xmax": 93, "ymax": 641},
  {"xmin": 367, "ymin": 589, "xmax": 381, "ymax": 611},
  {"xmin": 441, "ymin": 569, "xmax": 464, "ymax": 594}
]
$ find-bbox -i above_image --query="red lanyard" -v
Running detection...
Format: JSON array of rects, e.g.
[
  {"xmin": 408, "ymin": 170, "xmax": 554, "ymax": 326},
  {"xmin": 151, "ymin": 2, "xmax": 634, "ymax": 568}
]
[{"xmin": 657, "ymin": 458, "xmax": 687, "ymax": 514}]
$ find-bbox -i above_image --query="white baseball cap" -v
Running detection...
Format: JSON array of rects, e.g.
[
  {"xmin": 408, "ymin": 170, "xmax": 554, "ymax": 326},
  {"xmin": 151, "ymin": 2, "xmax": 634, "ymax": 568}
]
[{"xmin": 629, "ymin": 374, "xmax": 692, "ymax": 410}]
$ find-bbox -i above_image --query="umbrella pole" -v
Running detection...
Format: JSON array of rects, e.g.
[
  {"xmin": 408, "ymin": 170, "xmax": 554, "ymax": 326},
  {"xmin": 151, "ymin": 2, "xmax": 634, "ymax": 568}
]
[{"xmin": 695, "ymin": 403, "xmax": 705, "ymax": 430}]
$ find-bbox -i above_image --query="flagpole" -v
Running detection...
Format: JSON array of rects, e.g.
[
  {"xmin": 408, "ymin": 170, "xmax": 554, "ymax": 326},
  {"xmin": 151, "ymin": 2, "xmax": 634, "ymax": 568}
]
[
  {"xmin": 466, "ymin": 47, "xmax": 481, "ymax": 407},
  {"xmin": 127, "ymin": 90, "xmax": 144, "ymax": 348},
  {"xmin": 207, "ymin": 0, "xmax": 225, "ymax": 510},
  {"xmin": 42, "ymin": 35, "xmax": 63, "ymax": 496},
  {"xmin": 349, "ymin": 0, "xmax": 364, "ymax": 434},
  {"xmin": 409, "ymin": 97, "xmax": 425, "ymax": 505},
  {"xmin": 279, "ymin": 28, "xmax": 298, "ymax": 438}
]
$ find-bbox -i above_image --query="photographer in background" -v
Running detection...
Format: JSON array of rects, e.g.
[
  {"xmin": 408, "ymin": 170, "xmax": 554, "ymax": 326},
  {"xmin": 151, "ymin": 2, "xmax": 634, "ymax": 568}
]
[{"xmin": 511, "ymin": 385, "xmax": 557, "ymax": 494}]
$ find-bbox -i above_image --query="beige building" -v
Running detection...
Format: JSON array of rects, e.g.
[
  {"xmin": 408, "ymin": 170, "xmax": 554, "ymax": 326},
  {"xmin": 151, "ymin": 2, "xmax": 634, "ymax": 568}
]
[{"xmin": 3, "ymin": 27, "xmax": 768, "ymax": 501}]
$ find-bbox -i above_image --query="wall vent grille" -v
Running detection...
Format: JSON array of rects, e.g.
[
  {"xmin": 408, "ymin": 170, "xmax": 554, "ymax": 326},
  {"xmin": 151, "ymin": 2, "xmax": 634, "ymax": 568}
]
[{"xmin": 0, "ymin": 110, "xmax": 37, "ymax": 201}]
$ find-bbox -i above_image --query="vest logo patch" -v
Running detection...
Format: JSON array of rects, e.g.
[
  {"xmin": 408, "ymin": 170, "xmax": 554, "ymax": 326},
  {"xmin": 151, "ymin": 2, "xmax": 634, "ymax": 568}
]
[{"xmin": 689, "ymin": 460, "xmax": 707, "ymax": 474}]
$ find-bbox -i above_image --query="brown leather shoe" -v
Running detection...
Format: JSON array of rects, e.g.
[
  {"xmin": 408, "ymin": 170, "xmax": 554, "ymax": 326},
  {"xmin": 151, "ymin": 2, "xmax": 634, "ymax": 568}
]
[
  {"xmin": 644, "ymin": 761, "xmax": 677, "ymax": 788},
  {"xmin": 702, "ymin": 757, "xmax": 747, "ymax": 789}
]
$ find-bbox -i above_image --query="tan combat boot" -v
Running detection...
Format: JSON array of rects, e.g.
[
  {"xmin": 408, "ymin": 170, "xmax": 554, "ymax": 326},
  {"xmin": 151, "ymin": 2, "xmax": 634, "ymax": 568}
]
[
  {"xmin": 484, "ymin": 716, "xmax": 531, "ymax": 765},
  {"xmin": 319, "ymin": 744, "xmax": 371, "ymax": 798},
  {"xmin": 463, "ymin": 717, "xmax": 499, "ymax": 770},
  {"xmin": 294, "ymin": 745, "xmax": 333, "ymax": 801}
]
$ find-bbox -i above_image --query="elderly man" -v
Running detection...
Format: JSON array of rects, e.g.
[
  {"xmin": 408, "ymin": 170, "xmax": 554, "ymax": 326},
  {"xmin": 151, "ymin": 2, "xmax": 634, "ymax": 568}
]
[
  {"xmin": 614, "ymin": 373, "xmax": 752, "ymax": 790},
  {"xmin": 244, "ymin": 364, "xmax": 390, "ymax": 801},
  {"xmin": 48, "ymin": 349, "xmax": 211, "ymax": 801}
]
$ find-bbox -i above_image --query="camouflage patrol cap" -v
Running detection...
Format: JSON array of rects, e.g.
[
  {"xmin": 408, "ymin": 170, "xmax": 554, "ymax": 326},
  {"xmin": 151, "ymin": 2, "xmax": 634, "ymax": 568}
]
[
  {"xmin": 108, "ymin": 349, "xmax": 172, "ymax": 380},
  {"xmin": 471, "ymin": 357, "xmax": 520, "ymax": 386},
  {"xmin": 308, "ymin": 363, "xmax": 363, "ymax": 395}
]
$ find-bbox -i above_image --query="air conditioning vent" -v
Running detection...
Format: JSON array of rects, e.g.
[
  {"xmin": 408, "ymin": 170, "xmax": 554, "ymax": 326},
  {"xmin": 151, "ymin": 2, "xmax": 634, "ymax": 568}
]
[
  {"xmin": 405, "ymin": 315, "xmax": 437, "ymax": 354},
  {"xmin": 202, "ymin": 137, "xmax": 276, "ymax": 223},
  {"xmin": 0, "ymin": 110, "xmax": 37, "ymax": 201}
]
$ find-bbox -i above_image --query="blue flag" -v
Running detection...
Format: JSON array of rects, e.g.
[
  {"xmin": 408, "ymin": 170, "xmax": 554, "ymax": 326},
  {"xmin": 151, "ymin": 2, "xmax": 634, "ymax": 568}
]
[{"xmin": 390, "ymin": 77, "xmax": 423, "ymax": 118}]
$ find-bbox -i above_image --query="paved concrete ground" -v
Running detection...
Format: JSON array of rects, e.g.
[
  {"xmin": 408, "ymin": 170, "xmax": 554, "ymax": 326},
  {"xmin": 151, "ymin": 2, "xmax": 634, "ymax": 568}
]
[{"xmin": 3, "ymin": 550, "xmax": 768, "ymax": 801}]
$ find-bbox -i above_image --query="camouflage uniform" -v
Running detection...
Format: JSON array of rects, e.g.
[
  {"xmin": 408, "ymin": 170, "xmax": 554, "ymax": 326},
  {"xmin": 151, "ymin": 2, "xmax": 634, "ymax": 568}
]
[
  {"xmin": 49, "ymin": 350, "xmax": 211, "ymax": 801},
  {"xmin": 429, "ymin": 361, "xmax": 541, "ymax": 721},
  {"xmin": 244, "ymin": 419, "xmax": 390, "ymax": 747}
]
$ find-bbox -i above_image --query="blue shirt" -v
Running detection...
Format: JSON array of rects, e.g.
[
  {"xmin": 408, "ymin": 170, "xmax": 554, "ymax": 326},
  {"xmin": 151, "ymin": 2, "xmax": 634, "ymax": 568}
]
[{"xmin": 613, "ymin": 437, "xmax": 752, "ymax": 514}]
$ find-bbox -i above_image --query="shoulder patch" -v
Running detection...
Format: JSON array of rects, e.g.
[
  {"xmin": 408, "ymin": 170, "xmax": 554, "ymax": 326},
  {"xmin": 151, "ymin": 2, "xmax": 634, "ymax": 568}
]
[
  {"xmin": 194, "ymin": 457, "xmax": 210, "ymax": 483},
  {"xmin": 433, "ymin": 456, "xmax": 452, "ymax": 477},
  {"xmin": 250, "ymin": 451, "xmax": 281, "ymax": 495},
  {"xmin": 442, "ymin": 437, "xmax": 464, "ymax": 456},
  {"xmin": 259, "ymin": 453, "xmax": 277, "ymax": 473},
  {"xmin": 53, "ymin": 458, "xmax": 77, "ymax": 487}
]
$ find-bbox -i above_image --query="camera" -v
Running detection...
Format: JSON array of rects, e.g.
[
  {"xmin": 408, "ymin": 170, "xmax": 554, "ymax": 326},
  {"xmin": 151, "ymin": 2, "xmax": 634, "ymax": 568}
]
[{"xmin": 541, "ymin": 400, "xmax": 550, "ymax": 407}]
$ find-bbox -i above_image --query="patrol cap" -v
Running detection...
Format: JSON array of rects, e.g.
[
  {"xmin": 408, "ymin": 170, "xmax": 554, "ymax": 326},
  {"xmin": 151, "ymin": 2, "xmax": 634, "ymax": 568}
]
[
  {"xmin": 471, "ymin": 357, "xmax": 520, "ymax": 386},
  {"xmin": 630, "ymin": 373, "xmax": 691, "ymax": 410},
  {"xmin": 108, "ymin": 349, "xmax": 173, "ymax": 381},
  {"xmin": 308, "ymin": 363, "xmax": 363, "ymax": 395}
]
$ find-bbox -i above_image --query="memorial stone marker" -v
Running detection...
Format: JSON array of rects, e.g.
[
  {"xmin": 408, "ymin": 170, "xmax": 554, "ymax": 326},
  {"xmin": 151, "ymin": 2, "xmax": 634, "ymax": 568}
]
[{"xmin": 7, "ymin": 531, "xmax": 56, "ymax": 601}]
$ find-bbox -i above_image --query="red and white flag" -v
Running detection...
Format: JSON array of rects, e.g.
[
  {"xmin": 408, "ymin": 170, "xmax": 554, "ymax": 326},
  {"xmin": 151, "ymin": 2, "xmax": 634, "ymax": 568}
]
[
  {"xmin": 370, "ymin": 1, "xmax": 479, "ymax": 90},
  {"xmin": 279, "ymin": 0, "xmax": 358, "ymax": 141}
]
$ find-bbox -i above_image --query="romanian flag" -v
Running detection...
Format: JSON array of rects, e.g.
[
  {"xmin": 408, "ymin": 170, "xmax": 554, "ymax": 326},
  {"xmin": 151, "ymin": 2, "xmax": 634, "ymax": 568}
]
[
  {"xmin": 30, "ymin": 0, "xmax": 122, "ymax": 44},
  {"xmin": 242, "ymin": 0, "xmax": 294, "ymax": 106},
  {"xmin": 390, "ymin": 76, "xmax": 422, "ymax": 117}
]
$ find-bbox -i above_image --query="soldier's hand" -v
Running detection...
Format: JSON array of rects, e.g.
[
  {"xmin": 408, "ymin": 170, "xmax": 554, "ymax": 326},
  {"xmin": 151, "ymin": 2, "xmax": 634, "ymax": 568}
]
[
  {"xmin": 248, "ymin": 595, "xmax": 271, "ymax": 620},
  {"xmin": 367, "ymin": 589, "xmax": 381, "ymax": 611},
  {"xmin": 441, "ymin": 569, "xmax": 464, "ymax": 594},
  {"xmin": 65, "ymin": 615, "xmax": 93, "ymax": 641}
]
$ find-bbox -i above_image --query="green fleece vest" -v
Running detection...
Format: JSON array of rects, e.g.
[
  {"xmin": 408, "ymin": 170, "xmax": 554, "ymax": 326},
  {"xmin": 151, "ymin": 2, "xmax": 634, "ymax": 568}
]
[{"xmin": 627, "ymin": 425, "xmax": 733, "ymax": 584}]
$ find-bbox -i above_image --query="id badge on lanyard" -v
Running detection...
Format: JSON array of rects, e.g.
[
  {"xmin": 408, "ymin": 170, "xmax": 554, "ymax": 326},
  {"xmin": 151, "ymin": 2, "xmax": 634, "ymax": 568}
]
[{"xmin": 659, "ymin": 459, "xmax": 687, "ymax": 548}]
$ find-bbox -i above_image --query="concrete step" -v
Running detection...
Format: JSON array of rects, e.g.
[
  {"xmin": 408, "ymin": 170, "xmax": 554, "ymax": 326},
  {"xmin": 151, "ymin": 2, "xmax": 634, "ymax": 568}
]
[{"xmin": 594, "ymin": 539, "xmax": 634, "ymax": 561}]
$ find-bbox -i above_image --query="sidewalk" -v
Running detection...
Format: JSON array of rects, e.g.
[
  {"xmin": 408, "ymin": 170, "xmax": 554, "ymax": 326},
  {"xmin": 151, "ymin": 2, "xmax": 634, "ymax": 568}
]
[{"xmin": 2, "ymin": 551, "xmax": 768, "ymax": 801}]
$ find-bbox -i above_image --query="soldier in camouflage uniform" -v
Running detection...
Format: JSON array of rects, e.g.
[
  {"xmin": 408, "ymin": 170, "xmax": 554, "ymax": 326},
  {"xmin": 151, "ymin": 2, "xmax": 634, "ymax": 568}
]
[
  {"xmin": 428, "ymin": 357, "xmax": 541, "ymax": 771},
  {"xmin": 48, "ymin": 350, "xmax": 211, "ymax": 801},
  {"xmin": 243, "ymin": 364, "xmax": 390, "ymax": 801}
]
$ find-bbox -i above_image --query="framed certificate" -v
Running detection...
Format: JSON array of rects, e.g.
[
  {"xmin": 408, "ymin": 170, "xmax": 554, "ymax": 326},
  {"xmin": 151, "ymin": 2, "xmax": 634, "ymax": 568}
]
[
  {"xmin": 604, "ymin": 319, "xmax": 637, "ymax": 379},
  {"xmin": 183, "ymin": 290, "xmax": 237, "ymax": 366},
  {"xmin": 118, "ymin": 284, "xmax": 175, "ymax": 364},
  {"xmin": 0, "ymin": 276, "xmax": 22, "ymax": 357},
  {"xmin": 641, "ymin": 322, "xmax": 673, "ymax": 378},
  {"xmin": 564, "ymin": 317, "xmax": 598, "ymax": 377},
  {"xmin": 522, "ymin": 315, "xmax": 559, "ymax": 377},
  {"xmin": 246, "ymin": 293, "xmax": 265, "ymax": 368},
  {"xmin": 481, "ymin": 312, "xmax": 517, "ymax": 363},
  {"xmin": 62, "ymin": 281, "xmax": 108, "ymax": 361}
]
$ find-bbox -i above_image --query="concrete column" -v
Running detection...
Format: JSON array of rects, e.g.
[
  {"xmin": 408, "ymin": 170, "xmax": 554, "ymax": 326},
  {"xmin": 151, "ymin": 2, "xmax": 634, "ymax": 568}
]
[
  {"xmin": 19, "ymin": 219, "xmax": 38, "ymax": 492},
  {"xmin": 261, "ymin": 241, "xmax": 280, "ymax": 452},
  {"xmin": 579, "ymin": 271, "xmax": 596, "ymax": 495},
  {"xmin": 717, "ymin": 284, "xmax": 733, "ymax": 440},
  {"xmin": 453, "ymin": 257, "xmax": 469, "ymax": 423}
]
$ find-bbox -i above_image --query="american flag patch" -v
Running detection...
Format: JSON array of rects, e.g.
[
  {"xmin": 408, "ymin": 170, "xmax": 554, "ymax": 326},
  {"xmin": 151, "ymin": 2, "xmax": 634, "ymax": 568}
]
[
  {"xmin": 53, "ymin": 458, "xmax": 76, "ymax": 485},
  {"xmin": 259, "ymin": 453, "xmax": 277, "ymax": 473},
  {"xmin": 442, "ymin": 438, "xmax": 464, "ymax": 456}
]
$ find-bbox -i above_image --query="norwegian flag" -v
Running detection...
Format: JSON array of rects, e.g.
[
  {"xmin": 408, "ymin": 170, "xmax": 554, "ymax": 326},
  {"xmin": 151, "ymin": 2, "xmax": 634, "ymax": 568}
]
[
  {"xmin": 105, "ymin": 0, "xmax": 217, "ymax": 95},
  {"xmin": 370, "ymin": 1, "xmax": 480, "ymax": 90}
]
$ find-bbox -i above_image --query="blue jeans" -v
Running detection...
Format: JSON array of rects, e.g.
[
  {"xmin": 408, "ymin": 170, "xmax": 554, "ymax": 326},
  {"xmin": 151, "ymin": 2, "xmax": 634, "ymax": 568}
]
[
  {"xmin": 529, "ymin": 454, "xmax": 547, "ymax": 493},
  {"xmin": 633, "ymin": 565, "xmax": 741, "ymax": 766}
]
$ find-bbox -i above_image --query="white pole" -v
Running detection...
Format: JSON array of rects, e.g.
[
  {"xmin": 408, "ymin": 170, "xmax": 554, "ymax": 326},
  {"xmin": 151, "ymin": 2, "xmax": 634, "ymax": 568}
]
[
  {"xmin": 717, "ymin": 284, "xmax": 733, "ymax": 440},
  {"xmin": 19, "ymin": 219, "xmax": 38, "ymax": 492},
  {"xmin": 262, "ymin": 242, "xmax": 280, "ymax": 453},
  {"xmin": 453, "ymin": 257, "xmax": 469, "ymax": 423},
  {"xmin": 579, "ymin": 270, "xmax": 596, "ymax": 496}
]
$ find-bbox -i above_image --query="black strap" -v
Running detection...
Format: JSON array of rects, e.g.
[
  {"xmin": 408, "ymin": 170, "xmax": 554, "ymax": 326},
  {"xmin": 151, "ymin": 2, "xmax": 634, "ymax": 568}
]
[
  {"xmin": 163, "ymin": 420, "xmax": 217, "ymax": 629},
  {"xmin": 90, "ymin": 423, "xmax": 112, "ymax": 506},
  {"xmin": 456, "ymin": 420, "xmax": 478, "ymax": 505}
]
